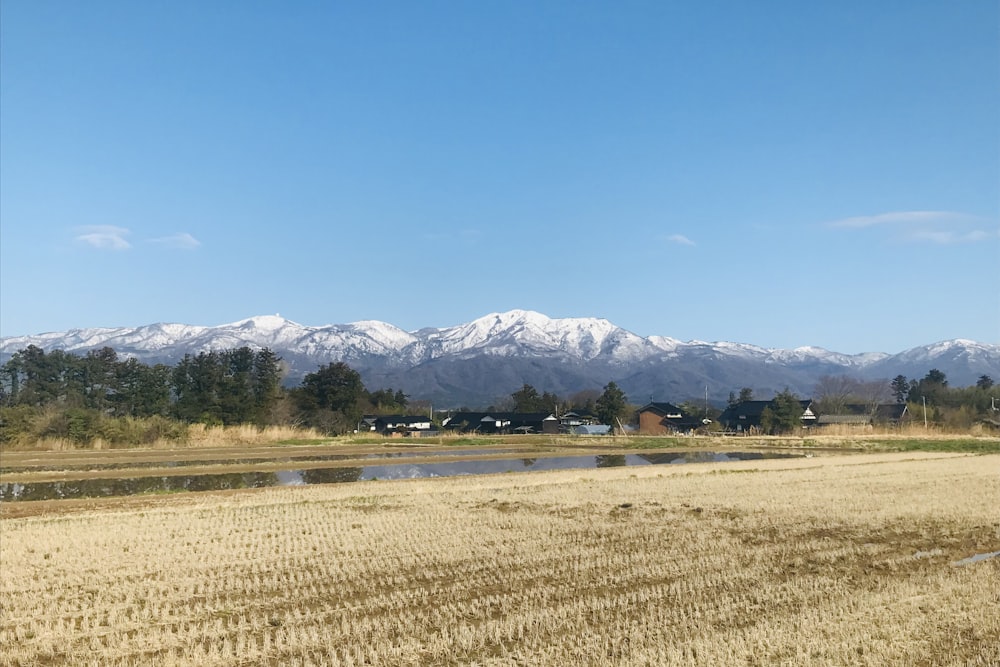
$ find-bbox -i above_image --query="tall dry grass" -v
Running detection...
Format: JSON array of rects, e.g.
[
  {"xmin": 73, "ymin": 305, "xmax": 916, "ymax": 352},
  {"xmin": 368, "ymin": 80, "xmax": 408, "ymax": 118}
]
[
  {"xmin": 178, "ymin": 424, "xmax": 325, "ymax": 448},
  {"xmin": 1, "ymin": 452, "xmax": 998, "ymax": 666},
  {"xmin": 11, "ymin": 424, "xmax": 328, "ymax": 452}
]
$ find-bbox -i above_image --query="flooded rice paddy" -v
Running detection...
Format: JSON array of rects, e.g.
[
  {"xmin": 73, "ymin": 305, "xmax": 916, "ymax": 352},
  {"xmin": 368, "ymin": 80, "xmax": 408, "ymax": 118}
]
[
  {"xmin": 0, "ymin": 448, "xmax": 521, "ymax": 475},
  {"xmin": 0, "ymin": 450, "xmax": 805, "ymax": 502}
]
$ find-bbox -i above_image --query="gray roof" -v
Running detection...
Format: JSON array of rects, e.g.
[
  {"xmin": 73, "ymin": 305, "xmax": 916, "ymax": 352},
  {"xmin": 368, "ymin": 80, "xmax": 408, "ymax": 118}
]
[{"xmin": 573, "ymin": 425, "xmax": 612, "ymax": 435}]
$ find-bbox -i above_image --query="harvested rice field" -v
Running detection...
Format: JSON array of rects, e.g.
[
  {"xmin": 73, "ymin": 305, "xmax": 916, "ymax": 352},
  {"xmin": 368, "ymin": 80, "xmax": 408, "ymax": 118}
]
[{"xmin": 1, "ymin": 450, "xmax": 998, "ymax": 666}]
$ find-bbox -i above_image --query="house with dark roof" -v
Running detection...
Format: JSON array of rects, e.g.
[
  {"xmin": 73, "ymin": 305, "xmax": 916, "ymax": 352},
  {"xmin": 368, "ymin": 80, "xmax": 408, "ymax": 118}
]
[
  {"xmin": 815, "ymin": 403, "xmax": 909, "ymax": 428},
  {"xmin": 372, "ymin": 415, "xmax": 439, "ymax": 437},
  {"xmin": 558, "ymin": 410, "xmax": 598, "ymax": 431},
  {"xmin": 717, "ymin": 399, "xmax": 816, "ymax": 433},
  {"xmin": 637, "ymin": 402, "xmax": 705, "ymax": 434},
  {"xmin": 442, "ymin": 412, "xmax": 559, "ymax": 435}
]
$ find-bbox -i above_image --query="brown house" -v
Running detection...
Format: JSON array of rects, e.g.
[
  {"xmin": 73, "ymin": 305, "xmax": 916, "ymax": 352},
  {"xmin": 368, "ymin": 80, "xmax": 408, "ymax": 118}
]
[{"xmin": 637, "ymin": 402, "xmax": 704, "ymax": 435}]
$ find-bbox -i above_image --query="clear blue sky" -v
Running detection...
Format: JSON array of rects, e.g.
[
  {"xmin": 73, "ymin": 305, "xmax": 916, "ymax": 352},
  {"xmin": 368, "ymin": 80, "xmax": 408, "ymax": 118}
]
[{"xmin": 2, "ymin": 1, "xmax": 998, "ymax": 354}]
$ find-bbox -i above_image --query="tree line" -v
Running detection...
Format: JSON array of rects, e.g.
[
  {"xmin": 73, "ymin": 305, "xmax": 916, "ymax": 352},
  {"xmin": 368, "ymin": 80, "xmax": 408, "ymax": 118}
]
[
  {"xmin": 2, "ymin": 344, "xmax": 996, "ymax": 445},
  {"xmin": 501, "ymin": 381, "xmax": 631, "ymax": 430},
  {"xmin": 0, "ymin": 346, "xmax": 412, "ymax": 445},
  {"xmin": 2, "ymin": 345, "xmax": 284, "ymax": 425}
]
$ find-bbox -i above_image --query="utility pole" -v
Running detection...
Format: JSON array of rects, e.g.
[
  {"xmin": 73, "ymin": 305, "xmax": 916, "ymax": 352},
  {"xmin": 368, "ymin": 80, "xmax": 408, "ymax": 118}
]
[{"xmin": 922, "ymin": 396, "xmax": 927, "ymax": 428}]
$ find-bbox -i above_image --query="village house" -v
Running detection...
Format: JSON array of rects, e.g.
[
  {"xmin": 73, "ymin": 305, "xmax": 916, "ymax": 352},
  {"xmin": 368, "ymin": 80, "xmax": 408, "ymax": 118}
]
[
  {"xmin": 441, "ymin": 412, "xmax": 559, "ymax": 435},
  {"xmin": 717, "ymin": 399, "xmax": 817, "ymax": 433},
  {"xmin": 636, "ymin": 402, "xmax": 705, "ymax": 434},
  {"xmin": 558, "ymin": 409, "xmax": 598, "ymax": 431},
  {"xmin": 372, "ymin": 415, "xmax": 439, "ymax": 437},
  {"xmin": 815, "ymin": 403, "xmax": 909, "ymax": 429}
]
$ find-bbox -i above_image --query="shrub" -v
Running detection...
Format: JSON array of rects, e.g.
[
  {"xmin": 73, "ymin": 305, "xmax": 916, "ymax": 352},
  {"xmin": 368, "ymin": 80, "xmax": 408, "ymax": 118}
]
[{"xmin": 0, "ymin": 405, "xmax": 40, "ymax": 444}]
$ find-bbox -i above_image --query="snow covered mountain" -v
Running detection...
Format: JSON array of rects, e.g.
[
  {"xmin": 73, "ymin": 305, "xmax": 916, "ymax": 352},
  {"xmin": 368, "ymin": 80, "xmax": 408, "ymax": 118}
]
[{"xmin": 2, "ymin": 310, "xmax": 997, "ymax": 407}]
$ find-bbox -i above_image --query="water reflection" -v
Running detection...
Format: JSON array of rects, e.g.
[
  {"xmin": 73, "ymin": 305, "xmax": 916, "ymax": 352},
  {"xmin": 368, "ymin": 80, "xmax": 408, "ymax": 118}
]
[
  {"xmin": 0, "ymin": 471, "xmax": 296, "ymax": 502},
  {"xmin": 0, "ymin": 452, "xmax": 799, "ymax": 502},
  {"xmin": 596, "ymin": 455, "xmax": 627, "ymax": 468},
  {"xmin": 0, "ymin": 448, "xmax": 522, "ymax": 475}
]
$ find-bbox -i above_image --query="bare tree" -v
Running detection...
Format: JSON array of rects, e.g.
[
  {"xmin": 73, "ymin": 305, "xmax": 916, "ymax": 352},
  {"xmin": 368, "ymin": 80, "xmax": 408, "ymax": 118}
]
[
  {"xmin": 857, "ymin": 379, "xmax": 891, "ymax": 415},
  {"xmin": 813, "ymin": 375, "xmax": 857, "ymax": 414},
  {"xmin": 814, "ymin": 375, "xmax": 891, "ymax": 416}
]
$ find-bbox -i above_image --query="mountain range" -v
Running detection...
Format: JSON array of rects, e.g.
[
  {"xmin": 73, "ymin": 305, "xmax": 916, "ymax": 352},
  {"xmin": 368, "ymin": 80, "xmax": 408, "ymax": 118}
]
[{"xmin": 2, "ymin": 310, "xmax": 998, "ymax": 407}]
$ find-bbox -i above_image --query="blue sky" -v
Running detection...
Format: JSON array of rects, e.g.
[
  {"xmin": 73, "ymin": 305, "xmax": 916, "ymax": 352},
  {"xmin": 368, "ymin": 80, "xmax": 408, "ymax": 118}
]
[{"xmin": 1, "ymin": 1, "xmax": 997, "ymax": 354}]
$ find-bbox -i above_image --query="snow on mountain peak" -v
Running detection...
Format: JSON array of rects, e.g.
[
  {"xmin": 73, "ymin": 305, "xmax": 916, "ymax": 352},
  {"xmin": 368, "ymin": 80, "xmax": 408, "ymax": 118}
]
[
  {"xmin": 346, "ymin": 320, "xmax": 419, "ymax": 349},
  {"xmin": 229, "ymin": 315, "xmax": 299, "ymax": 331},
  {"xmin": 419, "ymin": 310, "xmax": 634, "ymax": 360},
  {"xmin": 2, "ymin": 312, "xmax": 996, "ymax": 390}
]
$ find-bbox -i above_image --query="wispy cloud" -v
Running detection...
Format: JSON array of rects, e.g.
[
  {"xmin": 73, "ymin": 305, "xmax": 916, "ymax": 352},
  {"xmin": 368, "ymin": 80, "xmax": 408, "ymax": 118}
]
[
  {"xmin": 150, "ymin": 232, "xmax": 201, "ymax": 249},
  {"xmin": 905, "ymin": 229, "xmax": 1000, "ymax": 245},
  {"xmin": 665, "ymin": 234, "xmax": 695, "ymax": 246},
  {"xmin": 826, "ymin": 210, "xmax": 971, "ymax": 228},
  {"xmin": 73, "ymin": 227, "xmax": 204, "ymax": 251},
  {"xmin": 75, "ymin": 225, "xmax": 131, "ymax": 250},
  {"xmin": 826, "ymin": 210, "xmax": 996, "ymax": 245}
]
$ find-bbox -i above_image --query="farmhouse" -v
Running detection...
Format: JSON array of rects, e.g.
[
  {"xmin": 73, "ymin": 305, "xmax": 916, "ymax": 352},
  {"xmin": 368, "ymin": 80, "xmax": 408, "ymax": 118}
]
[
  {"xmin": 442, "ymin": 412, "xmax": 559, "ymax": 435},
  {"xmin": 558, "ymin": 410, "xmax": 598, "ymax": 430},
  {"xmin": 637, "ymin": 402, "xmax": 705, "ymax": 434},
  {"xmin": 815, "ymin": 403, "xmax": 909, "ymax": 428},
  {"xmin": 717, "ymin": 399, "xmax": 816, "ymax": 433},
  {"xmin": 372, "ymin": 415, "xmax": 439, "ymax": 437}
]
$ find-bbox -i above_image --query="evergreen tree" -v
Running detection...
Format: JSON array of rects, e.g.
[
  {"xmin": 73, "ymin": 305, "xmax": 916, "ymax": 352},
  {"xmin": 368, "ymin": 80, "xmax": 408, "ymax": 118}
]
[
  {"xmin": 136, "ymin": 363, "xmax": 172, "ymax": 418},
  {"xmin": 75, "ymin": 347, "xmax": 118, "ymax": 412},
  {"xmin": 760, "ymin": 389, "xmax": 803, "ymax": 434},
  {"xmin": 293, "ymin": 362, "xmax": 366, "ymax": 434},
  {"xmin": 171, "ymin": 352, "xmax": 224, "ymax": 423},
  {"xmin": 367, "ymin": 387, "xmax": 409, "ymax": 414},
  {"xmin": 891, "ymin": 375, "xmax": 909, "ymax": 403},
  {"xmin": 251, "ymin": 348, "xmax": 283, "ymax": 424},
  {"xmin": 6, "ymin": 346, "xmax": 67, "ymax": 406},
  {"xmin": 218, "ymin": 347, "xmax": 256, "ymax": 424},
  {"xmin": 595, "ymin": 381, "xmax": 629, "ymax": 431},
  {"xmin": 540, "ymin": 391, "xmax": 560, "ymax": 414},
  {"xmin": 511, "ymin": 384, "xmax": 543, "ymax": 412},
  {"xmin": 909, "ymin": 369, "xmax": 949, "ymax": 406}
]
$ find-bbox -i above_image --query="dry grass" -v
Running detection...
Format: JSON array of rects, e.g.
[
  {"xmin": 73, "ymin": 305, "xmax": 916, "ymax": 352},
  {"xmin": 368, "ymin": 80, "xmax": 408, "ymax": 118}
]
[
  {"xmin": 12, "ymin": 425, "xmax": 329, "ymax": 452},
  {"xmin": 179, "ymin": 424, "xmax": 326, "ymax": 448},
  {"xmin": 12, "ymin": 422, "xmax": 997, "ymax": 453},
  {"xmin": 2, "ymin": 452, "xmax": 998, "ymax": 666}
]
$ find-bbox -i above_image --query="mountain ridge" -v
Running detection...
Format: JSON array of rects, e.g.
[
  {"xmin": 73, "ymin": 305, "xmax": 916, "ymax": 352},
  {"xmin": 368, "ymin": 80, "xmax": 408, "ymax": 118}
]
[{"xmin": 2, "ymin": 310, "xmax": 997, "ymax": 407}]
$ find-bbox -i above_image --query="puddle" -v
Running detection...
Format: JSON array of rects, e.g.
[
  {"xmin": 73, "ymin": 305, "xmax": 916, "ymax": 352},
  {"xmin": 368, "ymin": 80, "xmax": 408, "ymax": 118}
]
[
  {"xmin": 0, "ymin": 451, "xmax": 800, "ymax": 502},
  {"xmin": 951, "ymin": 551, "xmax": 1000, "ymax": 567}
]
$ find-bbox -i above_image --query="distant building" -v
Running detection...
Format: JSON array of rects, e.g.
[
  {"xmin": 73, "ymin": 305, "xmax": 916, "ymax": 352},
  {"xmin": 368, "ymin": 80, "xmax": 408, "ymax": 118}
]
[
  {"xmin": 637, "ymin": 402, "xmax": 705, "ymax": 434},
  {"xmin": 815, "ymin": 403, "xmax": 908, "ymax": 428},
  {"xmin": 717, "ymin": 400, "xmax": 816, "ymax": 433},
  {"xmin": 442, "ymin": 412, "xmax": 559, "ymax": 435},
  {"xmin": 572, "ymin": 424, "xmax": 612, "ymax": 435},
  {"xmin": 372, "ymin": 415, "xmax": 438, "ymax": 437},
  {"xmin": 558, "ymin": 410, "xmax": 597, "ymax": 431}
]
